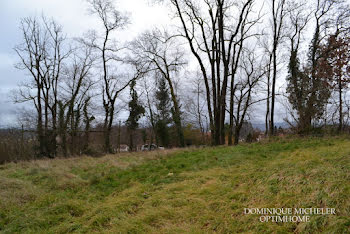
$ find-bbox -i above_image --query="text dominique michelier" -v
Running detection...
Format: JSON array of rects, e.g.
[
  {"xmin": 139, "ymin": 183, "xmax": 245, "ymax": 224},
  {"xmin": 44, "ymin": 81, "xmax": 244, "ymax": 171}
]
[{"xmin": 244, "ymin": 208, "xmax": 336, "ymax": 215}]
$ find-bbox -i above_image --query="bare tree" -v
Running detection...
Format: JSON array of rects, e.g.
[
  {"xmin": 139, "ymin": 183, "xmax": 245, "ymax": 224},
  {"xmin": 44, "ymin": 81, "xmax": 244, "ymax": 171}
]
[
  {"xmin": 328, "ymin": 35, "xmax": 350, "ymax": 132},
  {"xmin": 259, "ymin": 35, "xmax": 273, "ymax": 135},
  {"xmin": 233, "ymin": 50, "xmax": 265, "ymax": 144},
  {"xmin": 43, "ymin": 17, "xmax": 71, "ymax": 156},
  {"xmin": 161, "ymin": 0, "xmax": 259, "ymax": 145},
  {"xmin": 183, "ymin": 72, "xmax": 208, "ymax": 143},
  {"xmin": 324, "ymin": 3, "xmax": 350, "ymax": 132},
  {"xmin": 82, "ymin": 96, "xmax": 95, "ymax": 153},
  {"xmin": 14, "ymin": 16, "xmax": 69, "ymax": 157},
  {"xmin": 140, "ymin": 75, "xmax": 158, "ymax": 145},
  {"xmin": 269, "ymin": 0, "xmax": 287, "ymax": 136},
  {"xmin": 57, "ymin": 43, "xmax": 95, "ymax": 156},
  {"xmin": 85, "ymin": 0, "xmax": 130, "ymax": 153},
  {"xmin": 14, "ymin": 17, "xmax": 46, "ymax": 156},
  {"xmin": 130, "ymin": 29, "xmax": 187, "ymax": 147}
]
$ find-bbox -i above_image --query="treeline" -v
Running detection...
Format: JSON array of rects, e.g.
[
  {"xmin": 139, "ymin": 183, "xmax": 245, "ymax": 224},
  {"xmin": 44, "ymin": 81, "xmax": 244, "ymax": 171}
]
[{"xmin": 7, "ymin": 0, "xmax": 350, "ymax": 159}]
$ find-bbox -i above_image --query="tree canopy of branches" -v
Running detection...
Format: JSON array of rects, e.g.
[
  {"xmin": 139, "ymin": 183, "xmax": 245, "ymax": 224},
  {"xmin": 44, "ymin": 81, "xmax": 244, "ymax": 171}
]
[
  {"xmin": 130, "ymin": 29, "xmax": 186, "ymax": 147},
  {"xmin": 162, "ymin": 0, "xmax": 260, "ymax": 145},
  {"xmin": 14, "ymin": 16, "xmax": 70, "ymax": 157},
  {"xmin": 232, "ymin": 50, "xmax": 265, "ymax": 144},
  {"xmin": 268, "ymin": 0, "xmax": 287, "ymax": 136},
  {"xmin": 85, "ymin": 0, "xmax": 131, "ymax": 153},
  {"xmin": 57, "ymin": 43, "xmax": 96, "ymax": 156},
  {"xmin": 286, "ymin": 0, "xmax": 350, "ymax": 133},
  {"xmin": 326, "ymin": 34, "xmax": 350, "ymax": 132},
  {"xmin": 11, "ymin": 0, "xmax": 350, "ymax": 162}
]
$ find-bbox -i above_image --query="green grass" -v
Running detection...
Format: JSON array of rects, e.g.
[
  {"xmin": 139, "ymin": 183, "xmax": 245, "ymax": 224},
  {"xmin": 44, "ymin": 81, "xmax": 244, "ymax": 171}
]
[{"xmin": 1, "ymin": 137, "xmax": 350, "ymax": 233}]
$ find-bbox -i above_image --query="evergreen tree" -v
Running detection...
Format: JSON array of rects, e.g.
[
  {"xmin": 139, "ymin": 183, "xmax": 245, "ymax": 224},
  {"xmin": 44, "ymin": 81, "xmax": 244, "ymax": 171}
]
[
  {"xmin": 126, "ymin": 80, "xmax": 145, "ymax": 151},
  {"xmin": 156, "ymin": 77, "xmax": 172, "ymax": 122},
  {"xmin": 155, "ymin": 77, "xmax": 171, "ymax": 147}
]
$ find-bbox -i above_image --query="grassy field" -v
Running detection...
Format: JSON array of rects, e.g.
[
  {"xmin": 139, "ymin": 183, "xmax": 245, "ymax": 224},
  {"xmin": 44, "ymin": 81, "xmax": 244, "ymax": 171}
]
[{"xmin": 0, "ymin": 137, "xmax": 350, "ymax": 233}]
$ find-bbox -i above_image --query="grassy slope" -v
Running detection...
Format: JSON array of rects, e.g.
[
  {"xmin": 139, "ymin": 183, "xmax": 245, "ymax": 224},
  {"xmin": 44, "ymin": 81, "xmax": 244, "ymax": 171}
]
[{"xmin": 0, "ymin": 137, "xmax": 350, "ymax": 233}]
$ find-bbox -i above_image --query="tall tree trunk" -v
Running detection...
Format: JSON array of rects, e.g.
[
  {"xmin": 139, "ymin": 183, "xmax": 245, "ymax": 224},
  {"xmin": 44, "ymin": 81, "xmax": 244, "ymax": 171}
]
[
  {"xmin": 214, "ymin": 41, "xmax": 221, "ymax": 146},
  {"xmin": 58, "ymin": 101, "xmax": 67, "ymax": 157},
  {"xmin": 167, "ymin": 79, "xmax": 185, "ymax": 147},
  {"xmin": 70, "ymin": 107, "xmax": 75, "ymax": 155},
  {"xmin": 52, "ymin": 104, "xmax": 57, "ymax": 157},
  {"xmin": 265, "ymin": 55, "xmax": 272, "ymax": 135},
  {"xmin": 270, "ymin": 46, "xmax": 277, "ymax": 136},
  {"xmin": 105, "ymin": 104, "xmax": 115, "ymax": 153},
  {"xmin": 44, "ymin": 93, "xmax": 49, "ymax": 156},
  {"xmin": 37, "ymin": 84, "xmax": 45, "ymax": 157},
  {"xmin": 228, "ymin": 76, "xmax": 235, "ymax": 145},
  {"xmin": 83, "ymin": 101, "xmax": 90, "ymax": 152},
  {"xmin": 218, "ymin": 1, "xmax": 228, "ymax": 145},
  {"xmin": 269, "ymin": 0, "xmax": 285, "ymax": 136},
  {"xmin": 228, "ymin": 41, "xmax": 244, "ymax": 145},
  {"xmin": 234, "ymin": 125, "xmax": 240, "ymax": 145},
  {"xmin": 103, "ymin": 103, "xmax": 110, "ymax": 153},
  {"xmin": 129, "ymin": 129, "xmax": 134, "ymax": 151},
  {"xmin": 145, "ymin": 83, "xmax": 158, "ymax": 146},
  {"xmin": 338, "ymin": 77, "xmax": 343, "ymax": 133},
  {"xmin": 51, "ymin": 86, "xmax": 58, "ymax": 157},
  {"xmin": 196, "ymin": 84, "xmax": 205, "ymax": 143}
]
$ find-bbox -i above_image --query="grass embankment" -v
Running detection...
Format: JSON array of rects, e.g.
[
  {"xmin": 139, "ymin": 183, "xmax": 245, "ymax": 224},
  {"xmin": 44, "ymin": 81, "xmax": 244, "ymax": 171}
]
[{"xmin": 0, "ymin": 137, "xmax": 350, "ymax": 233}]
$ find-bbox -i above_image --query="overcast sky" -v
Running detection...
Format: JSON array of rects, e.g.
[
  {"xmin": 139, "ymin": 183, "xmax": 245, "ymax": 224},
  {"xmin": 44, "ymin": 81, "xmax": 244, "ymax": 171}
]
[{"xmin": 0, "ymin": 0, "xmax": 171, "ymax": 127}]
